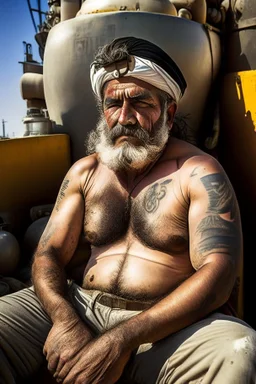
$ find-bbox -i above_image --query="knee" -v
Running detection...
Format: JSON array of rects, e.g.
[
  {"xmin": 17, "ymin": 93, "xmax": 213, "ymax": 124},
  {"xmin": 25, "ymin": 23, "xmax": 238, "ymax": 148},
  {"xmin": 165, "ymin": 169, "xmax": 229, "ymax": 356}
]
[
  {"xmin": 220, "ymin": 329, "xmax": 256, "ymax": 381},
  {"xmin": 231, "ymin": 332, "xmax": 256, "ymax": 363}
]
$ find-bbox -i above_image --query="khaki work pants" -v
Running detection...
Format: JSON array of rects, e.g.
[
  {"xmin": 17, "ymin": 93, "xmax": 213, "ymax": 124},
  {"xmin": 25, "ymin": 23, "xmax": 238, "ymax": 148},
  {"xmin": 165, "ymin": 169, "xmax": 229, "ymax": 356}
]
[{"xmin": 0, "ymin": 283, "xmax": 256, "ymax": 383}]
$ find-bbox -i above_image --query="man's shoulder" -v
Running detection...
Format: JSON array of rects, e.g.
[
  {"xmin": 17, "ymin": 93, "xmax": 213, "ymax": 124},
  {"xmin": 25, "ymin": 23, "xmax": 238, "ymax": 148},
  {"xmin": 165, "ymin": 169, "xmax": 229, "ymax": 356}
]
[
  {"xmin": 165, "ymin": 138, "xmax": 223, "ymax": 177},
  {"xmin": 69, "ymin": 153, "xmax": 100, "ymax": 176},
  {"xmin": 166, "ymin": 137, "xmax": 214, "ymax": 163}
]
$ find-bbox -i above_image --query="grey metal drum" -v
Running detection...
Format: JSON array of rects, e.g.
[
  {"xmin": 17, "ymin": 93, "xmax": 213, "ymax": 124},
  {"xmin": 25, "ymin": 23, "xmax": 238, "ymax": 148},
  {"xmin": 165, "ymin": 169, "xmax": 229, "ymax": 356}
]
[{"xmin": 43, "ymin": 12, "xmax": 221, "ymax": 162}]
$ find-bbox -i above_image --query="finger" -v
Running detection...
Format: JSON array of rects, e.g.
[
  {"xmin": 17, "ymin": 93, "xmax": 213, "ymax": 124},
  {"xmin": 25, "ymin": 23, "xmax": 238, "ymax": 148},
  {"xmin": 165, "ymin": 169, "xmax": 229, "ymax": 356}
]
[
  {"xmin": 53, "ymin": 364, "xmax": 70, "ymax": 382},
  {"xmin": 46, "ymin": 352, "xmax": 60, "ymax": 374},
  {"xmin": 62, "ymin": 365, "xmax": 83, "ymax": 384},
  {"xmin": 43, "ymin": 342, "xmax": 48, "ymax": 356},
  {"xmin": 55, "ymin": 376, "xmax": 64, "ymax": 383},
  {"xmin": 54, "ymin": 347, "xmax": 83, "ymax": 382},
  {"xmin": 43, "ymin": 336, "xmax": 51, "ymax": 356},
  {"xmin": 53, "ymin": 358, "xmax": 70, "ymax": 382}
]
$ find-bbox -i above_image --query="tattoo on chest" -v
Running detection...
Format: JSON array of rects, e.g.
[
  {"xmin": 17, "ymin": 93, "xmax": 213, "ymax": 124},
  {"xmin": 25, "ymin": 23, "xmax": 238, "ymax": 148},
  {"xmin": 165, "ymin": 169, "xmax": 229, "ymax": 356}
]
[
  {"xmin": 56, "ymin": 179, "xmax": 69, "ymax": 211},
  {"xmin": 143, "ymin": 179, "xmax": 172, "ymax": 213}
]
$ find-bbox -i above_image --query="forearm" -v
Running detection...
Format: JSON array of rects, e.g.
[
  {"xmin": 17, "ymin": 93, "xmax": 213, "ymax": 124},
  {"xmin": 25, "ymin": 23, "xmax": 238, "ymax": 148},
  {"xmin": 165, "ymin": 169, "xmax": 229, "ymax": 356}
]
[
  {"xmin": 113, "ymin": 261, "xmax": 234, "ymax": 349},
  {"xmin": 32, "ymin": 251, "xmax": 80, "ymax": 324}
]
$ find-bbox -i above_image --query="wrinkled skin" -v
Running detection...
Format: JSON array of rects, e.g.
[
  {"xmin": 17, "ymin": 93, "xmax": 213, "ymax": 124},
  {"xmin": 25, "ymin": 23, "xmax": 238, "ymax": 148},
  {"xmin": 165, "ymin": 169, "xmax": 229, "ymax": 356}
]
[{"xmin": 44, "ymin": 320, "xmax": 131, "ymax": 383}]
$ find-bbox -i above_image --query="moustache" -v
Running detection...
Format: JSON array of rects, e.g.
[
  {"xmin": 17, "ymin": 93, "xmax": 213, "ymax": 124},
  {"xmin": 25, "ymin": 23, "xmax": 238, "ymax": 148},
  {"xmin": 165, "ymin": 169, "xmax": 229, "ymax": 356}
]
[{"xmin": 109, "ymin": 124, "xmax": 150, "ymax": 143}]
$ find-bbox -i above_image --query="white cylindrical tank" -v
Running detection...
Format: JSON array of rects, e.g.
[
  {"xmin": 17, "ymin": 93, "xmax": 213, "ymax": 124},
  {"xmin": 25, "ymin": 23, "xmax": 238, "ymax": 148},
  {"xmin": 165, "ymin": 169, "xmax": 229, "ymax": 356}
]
[{"xmin": 43, "ymin": 11, "xmax": 221, "ymax": 161}]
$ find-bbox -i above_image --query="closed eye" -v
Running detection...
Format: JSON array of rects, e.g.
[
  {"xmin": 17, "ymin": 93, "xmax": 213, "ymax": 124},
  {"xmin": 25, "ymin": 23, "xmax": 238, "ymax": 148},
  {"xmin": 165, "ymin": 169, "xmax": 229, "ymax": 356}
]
[
  {"xmin": 133, "ymin": 101, "xmax": 155, "ymax": 108},
  {"xmin": 103, "ymin": 98, "xmax": 122, "ymax": 110}
]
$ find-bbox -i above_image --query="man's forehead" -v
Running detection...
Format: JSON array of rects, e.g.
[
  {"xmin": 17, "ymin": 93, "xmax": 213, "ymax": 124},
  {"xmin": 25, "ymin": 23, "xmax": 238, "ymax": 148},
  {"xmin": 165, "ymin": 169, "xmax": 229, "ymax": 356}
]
[{"xmin": 103, "ymin": 77, "xmax": 159, "ymax": 99}]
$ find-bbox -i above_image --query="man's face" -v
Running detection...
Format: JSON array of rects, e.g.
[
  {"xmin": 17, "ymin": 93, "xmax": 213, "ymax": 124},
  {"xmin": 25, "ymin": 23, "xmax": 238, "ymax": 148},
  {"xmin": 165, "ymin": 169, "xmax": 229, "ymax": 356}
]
[
  {"xmin": 87, "ymin": 77, "xmax": 174, "ymax": 171},
  {"xmin": 103, "ymin": 77, "xmax": 163, "ymax": 137}
]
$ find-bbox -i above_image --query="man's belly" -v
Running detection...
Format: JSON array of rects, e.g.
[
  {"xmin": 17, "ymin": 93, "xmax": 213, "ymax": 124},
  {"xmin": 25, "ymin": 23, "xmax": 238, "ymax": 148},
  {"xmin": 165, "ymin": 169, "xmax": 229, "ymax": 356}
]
[{"xmin": 82, "ymin": 243, "xmax": 194, "ymax": 301}]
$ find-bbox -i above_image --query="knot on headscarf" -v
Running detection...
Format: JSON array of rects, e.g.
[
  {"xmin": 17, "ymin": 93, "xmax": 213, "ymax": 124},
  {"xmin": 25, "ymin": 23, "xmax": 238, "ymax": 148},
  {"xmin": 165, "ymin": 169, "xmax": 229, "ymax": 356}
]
[{"xmin": 90, "ymin": 36, "xmax": 187, "ymax": 103}]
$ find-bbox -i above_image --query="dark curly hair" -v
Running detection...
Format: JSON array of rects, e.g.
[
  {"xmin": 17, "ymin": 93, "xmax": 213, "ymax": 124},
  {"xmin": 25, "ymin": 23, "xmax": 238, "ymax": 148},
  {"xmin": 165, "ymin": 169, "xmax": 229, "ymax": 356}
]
[{"xmin": 93, "ymin": 44, "xmax": 129, "ymax": 71}]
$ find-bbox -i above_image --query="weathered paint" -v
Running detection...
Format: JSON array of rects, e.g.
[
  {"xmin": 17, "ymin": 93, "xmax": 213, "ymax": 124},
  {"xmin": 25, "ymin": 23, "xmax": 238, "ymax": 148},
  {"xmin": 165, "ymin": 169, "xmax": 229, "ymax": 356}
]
[{"xmin": 0, "ymin": 134, "xmax": 71, "ymax": 235}]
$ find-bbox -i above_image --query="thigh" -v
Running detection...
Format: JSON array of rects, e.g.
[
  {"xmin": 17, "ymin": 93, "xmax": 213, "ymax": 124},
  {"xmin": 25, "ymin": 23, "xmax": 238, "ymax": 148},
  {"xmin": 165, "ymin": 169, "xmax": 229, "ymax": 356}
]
[
  {"xmin": 123, "ymin": 313, "xmax": 256, "ymax": 384},
  {"xmin": 0, "ymin": 287, "xmax": 52, "ymax": 380}
]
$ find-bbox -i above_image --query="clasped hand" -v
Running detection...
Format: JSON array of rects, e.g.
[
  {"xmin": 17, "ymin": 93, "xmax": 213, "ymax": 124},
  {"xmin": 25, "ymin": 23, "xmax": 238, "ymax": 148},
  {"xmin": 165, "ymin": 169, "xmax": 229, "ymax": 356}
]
[{"xmin": 43, "ymin": 319, "xmax": 131, "ymax": 383}]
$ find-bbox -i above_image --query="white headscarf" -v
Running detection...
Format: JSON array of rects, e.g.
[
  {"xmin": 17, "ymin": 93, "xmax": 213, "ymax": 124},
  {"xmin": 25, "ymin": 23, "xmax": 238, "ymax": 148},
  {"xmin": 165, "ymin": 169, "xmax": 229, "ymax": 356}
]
[{"xmin": 90, "ymin": 55, "xmax": 183, "ymax": 103}]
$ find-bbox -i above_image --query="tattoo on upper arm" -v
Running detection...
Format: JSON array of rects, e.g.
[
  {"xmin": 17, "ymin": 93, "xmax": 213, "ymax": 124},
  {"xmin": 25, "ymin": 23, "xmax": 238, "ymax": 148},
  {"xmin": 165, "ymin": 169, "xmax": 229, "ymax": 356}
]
[
  {"xmin": 196, "ymin": 215, "xmax": 237, "ymax": 254},
  {"xmin": 55, "ymin": 179, "xmax": 69, "ymax": 212},
  {"xmin": 190, "ymin": 167, "xmax": 200, "ymax": 177},
  {"xmin": 200, "ymin": 174, "xmax": 236, "ymax": 218},
  {"xmin": 143, "ymin": 179, "xmax": 172, "ymax": 213},
  {"xmin": 195, "ymin": 173, "xmax": 240, "ymax": 260}
]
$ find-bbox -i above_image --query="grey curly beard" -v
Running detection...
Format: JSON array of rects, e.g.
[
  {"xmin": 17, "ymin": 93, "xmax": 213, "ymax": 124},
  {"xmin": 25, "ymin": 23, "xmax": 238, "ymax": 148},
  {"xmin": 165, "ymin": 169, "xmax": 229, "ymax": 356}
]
[{"xmin": 86, "ymin": 108, "xmax": 169, "ymax": 171}]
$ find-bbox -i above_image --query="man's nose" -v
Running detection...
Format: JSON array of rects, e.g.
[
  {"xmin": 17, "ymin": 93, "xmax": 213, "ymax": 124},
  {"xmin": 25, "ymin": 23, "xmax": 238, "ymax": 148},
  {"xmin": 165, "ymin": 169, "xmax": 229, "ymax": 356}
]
[{"xmin": 118, "ymin": 101, "xmax": 136, "ymax": 126}]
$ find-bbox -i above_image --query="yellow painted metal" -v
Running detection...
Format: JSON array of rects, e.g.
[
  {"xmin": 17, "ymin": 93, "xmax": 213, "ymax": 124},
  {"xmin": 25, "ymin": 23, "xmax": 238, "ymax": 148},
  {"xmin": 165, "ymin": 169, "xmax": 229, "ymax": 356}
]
[
  {"xmin": 221, "ymin": 69, "xmax": 256, "ymax": 195},
  {"xmin": 220, "ymin": 70, "xmax": 256, "ymax": 321},
  {"xmin": 234, "ymin": 70, "xmax": 256, "ymax": 131},
  {"xmin": 0, "ymin": 134, "xmax": 71, "ymax": 233}
]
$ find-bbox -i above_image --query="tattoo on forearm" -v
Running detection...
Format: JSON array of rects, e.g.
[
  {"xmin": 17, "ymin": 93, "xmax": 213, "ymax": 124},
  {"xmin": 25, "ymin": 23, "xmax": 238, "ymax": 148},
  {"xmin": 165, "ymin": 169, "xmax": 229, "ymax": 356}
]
[
  {"xmin": 55, "ymin": 179, "xmax": 69, "ymax": 212},
  {"xmin": 143, "ymin": 179, "xmax": 172, "ymax": 213},
  {"xmin": 37, "ymin": 222, "xmax": 56, "ymax": 251}
]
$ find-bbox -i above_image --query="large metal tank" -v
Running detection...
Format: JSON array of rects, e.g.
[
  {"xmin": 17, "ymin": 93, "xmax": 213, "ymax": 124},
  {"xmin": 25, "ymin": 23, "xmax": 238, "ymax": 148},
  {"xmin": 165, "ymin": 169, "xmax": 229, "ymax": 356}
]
[{"xmin": 43, "ymin": 10, "xmax": 221, "ymax": 162}]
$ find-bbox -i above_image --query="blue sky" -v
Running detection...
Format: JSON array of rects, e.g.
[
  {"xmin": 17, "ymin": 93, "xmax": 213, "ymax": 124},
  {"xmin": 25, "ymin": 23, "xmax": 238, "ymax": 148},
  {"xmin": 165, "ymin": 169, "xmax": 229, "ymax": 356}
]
[{"xmin": 0, "ymin": 1, "xmax": 48, "ymax": 137}]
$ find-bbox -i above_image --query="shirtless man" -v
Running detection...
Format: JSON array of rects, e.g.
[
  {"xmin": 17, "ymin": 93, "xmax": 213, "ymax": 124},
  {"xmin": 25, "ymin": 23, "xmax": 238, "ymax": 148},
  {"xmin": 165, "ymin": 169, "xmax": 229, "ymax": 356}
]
[{"xmin": 0, "ymin": 36, "xmax": 256, "ymax": 384}]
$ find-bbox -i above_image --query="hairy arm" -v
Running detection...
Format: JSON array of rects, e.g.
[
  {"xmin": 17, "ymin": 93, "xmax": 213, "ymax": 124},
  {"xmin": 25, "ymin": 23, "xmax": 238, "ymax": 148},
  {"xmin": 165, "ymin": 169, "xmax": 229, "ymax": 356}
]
[
  {"xmin": 31, "ymin": 158, "xmax": 95, "ymax": 377},
  {"xmin": 32, "ymin": 162, "xmax": 84, "ymax": 321}
]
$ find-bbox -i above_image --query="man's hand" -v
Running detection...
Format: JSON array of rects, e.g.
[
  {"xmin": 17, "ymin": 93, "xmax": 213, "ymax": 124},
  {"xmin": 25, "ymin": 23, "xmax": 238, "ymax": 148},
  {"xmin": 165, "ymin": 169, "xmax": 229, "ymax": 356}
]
[
  {"xmin": 43, "ymin": 317, "xmax": 94, "ymax": 381},
  {"xmin": 51, "ymin": 328, "xmax": 132, "ymax": 384}
]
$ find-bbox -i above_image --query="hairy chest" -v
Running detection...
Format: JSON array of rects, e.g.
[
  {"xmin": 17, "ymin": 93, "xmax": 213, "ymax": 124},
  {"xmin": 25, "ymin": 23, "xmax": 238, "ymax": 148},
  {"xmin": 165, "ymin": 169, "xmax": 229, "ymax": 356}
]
[{"xmin": 83, "ymin": 177, "xmax": 189, "ymax": 254}]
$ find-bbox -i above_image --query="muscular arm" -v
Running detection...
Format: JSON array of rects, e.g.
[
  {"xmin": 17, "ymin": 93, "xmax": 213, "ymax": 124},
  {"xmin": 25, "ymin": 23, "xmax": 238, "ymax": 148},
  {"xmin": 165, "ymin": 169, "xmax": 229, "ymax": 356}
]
[
  {"xmin": 32, "ymin": 163, "xmax": 84, "ymax": 322},
  {"xmin": 31, "ymin": 158, "xmax": 96, "ymax": 378}
]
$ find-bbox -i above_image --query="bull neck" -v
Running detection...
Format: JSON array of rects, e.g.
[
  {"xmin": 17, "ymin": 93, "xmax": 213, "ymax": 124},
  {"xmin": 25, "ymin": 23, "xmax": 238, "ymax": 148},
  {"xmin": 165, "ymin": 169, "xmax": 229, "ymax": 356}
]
[{"xmin": 125, "ymin": 144, "xmax": 167, "ymax": 196}]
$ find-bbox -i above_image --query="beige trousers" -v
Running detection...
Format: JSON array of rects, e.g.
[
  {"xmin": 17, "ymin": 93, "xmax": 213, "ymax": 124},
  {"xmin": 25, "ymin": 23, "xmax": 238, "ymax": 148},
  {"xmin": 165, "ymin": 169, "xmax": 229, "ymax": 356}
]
[{"xmin": 0, "ymin": 283, "xmax": 256, "ymax": 384}]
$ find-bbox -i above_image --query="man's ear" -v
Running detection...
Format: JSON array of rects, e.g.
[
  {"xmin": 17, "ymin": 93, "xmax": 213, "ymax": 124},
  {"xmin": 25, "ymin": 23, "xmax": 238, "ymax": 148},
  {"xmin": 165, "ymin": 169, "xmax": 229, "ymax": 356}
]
[{"xmin": 167, "ymin": 102, "xmax": 177, "ymax": 129}]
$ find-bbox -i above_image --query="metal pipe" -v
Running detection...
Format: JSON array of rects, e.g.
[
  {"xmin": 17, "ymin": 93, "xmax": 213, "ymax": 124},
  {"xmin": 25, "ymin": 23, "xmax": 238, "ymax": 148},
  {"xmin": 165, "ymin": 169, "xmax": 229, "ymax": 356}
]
[
  {"xmin": 27, "ymin": 0, "xmax": 37, "ymax": 32},
  {"xmin": 2, "ymin": 119, "xmax": 7, "ymax": 138},
  {"xmin": 61, "ymin": 0, "xmax": 81, "ymax": 21},
  {"xmin": 20, "ymin": 73, "xmax": 45, "ymax": 100},
  {"xmin": 171, "ymin": 0, "xmax": 207, "ymax": 23}
]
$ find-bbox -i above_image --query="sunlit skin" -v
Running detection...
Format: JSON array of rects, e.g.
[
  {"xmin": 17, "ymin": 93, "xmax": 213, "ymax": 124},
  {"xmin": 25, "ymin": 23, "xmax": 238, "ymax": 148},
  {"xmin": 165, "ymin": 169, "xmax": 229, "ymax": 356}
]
[
  {"xmin": 103, "ymin": 78, "xmax": 164, "ymax": 130},
  {"xmin": 32, "ymin": 77, "xmax": 242, "ymax": 384},
  {"xmin": 101, "ymin": 77, "xmax": 176, "ymax": 182}
]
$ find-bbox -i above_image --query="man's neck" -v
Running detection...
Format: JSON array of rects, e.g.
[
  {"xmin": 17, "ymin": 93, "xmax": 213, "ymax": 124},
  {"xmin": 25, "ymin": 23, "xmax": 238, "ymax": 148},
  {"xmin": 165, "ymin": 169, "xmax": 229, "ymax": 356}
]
[{"xmin": 116, "ymin": 150, "xmax": 164, "ymax": 194}]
